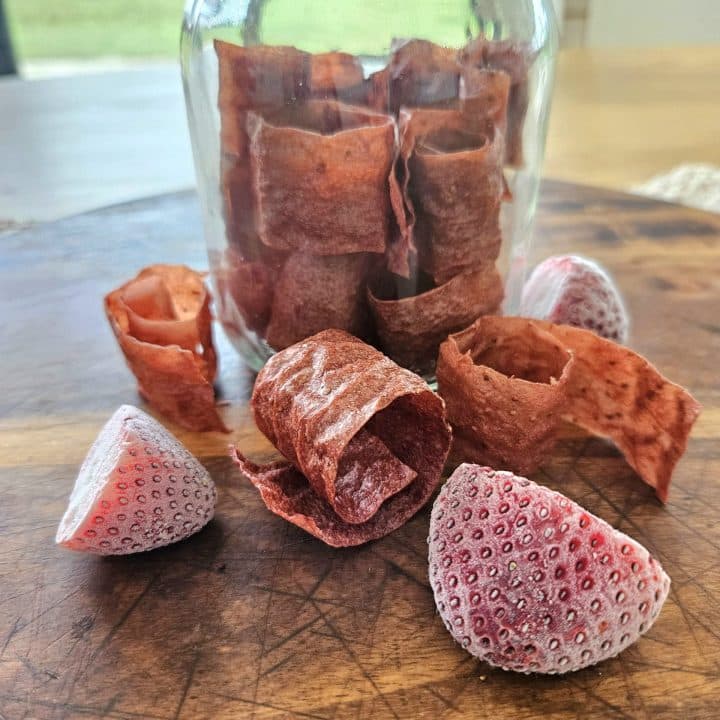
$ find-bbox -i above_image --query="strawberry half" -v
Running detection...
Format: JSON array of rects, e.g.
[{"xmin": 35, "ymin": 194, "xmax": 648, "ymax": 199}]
[
  {"xmin": 56, "ymin": 405, "xmax": 216, "ymax": 555},
  {"xmin": 520, "ymin": 255, "xmax": 629, "ymax": 343},
  {"xmin": 428, "ymin": 464, "xmax": 670, "ymax": 674}
]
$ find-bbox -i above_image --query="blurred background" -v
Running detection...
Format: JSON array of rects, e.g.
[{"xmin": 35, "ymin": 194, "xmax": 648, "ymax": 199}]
[
  {"xmin": 1, "ymin": 0, "xmax": 719, "ymax": 226},
  {"xmin": 5, "ymin": 0, "xmax": 720, "ymax": 74}
]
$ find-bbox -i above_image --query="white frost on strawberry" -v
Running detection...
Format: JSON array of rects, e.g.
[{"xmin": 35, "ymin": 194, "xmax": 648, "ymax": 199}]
[
  {"xmin": 521, "ymin": 255, "xmax": 629, "ymax": 343},
  {"xmin": 428, "ymin": 464, "xmax": 670, "ymax": 674},
  {"xmin": 56, "ymin": 405, "xmax": 216, "ymax": 555}
]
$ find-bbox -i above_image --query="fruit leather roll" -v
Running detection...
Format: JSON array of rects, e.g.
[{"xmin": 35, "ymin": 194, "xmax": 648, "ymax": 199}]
[
  {"xmin": 248, "ymin": 100, "xmax": 397, "ymax": 256},
  {"xmin": 212, "ymin": 247, "xmax": 277, "ymax": 335},
  {"xmin": 216, "ymin": 40, "xmax": 311, "ymax": 154},
  {"xmin": 309, "ymin": 51, "xmax": 367, "ymax": 103},
  {"xmin": 437, "ymin": 316, "xmax": 574, "ymax": 475},
  {"xmin": 265, "ymin": 251, "xmax": 372, "ymax": 350},
  {"xmin": 390, "ymin": 107, "xmax": 506, "ymax": 280},
  {"xmin": 459, "ymin": 67, "xmax": 511, "ymax": 138},
  {"xmin": 460, "ymin": 38, "xmax": 529, "ymax": 166},
  {"xmin": 368, "ymin": 265, "xmax": 504, "ymax": 374},
  {"xmin": 407, "ymin": 120, "xmax": 506, "ymax": 284},
  {"xmin": 438, "ymin": 317, "xmax": 701, "ymax": 502},
  {"xmin": 385, "ymin": 39, "xmax": 461, "ymax": 113},
  {"xmin": 105, "ymin": 265, "xmax": 228, "ymax": 432},
  {"xmin": 232, "ymin": 329, "xmax": 452, "ymax": 547},
  {"xmin": 215, "ymin": 41, "xmax": 312, "ymax": 262}
]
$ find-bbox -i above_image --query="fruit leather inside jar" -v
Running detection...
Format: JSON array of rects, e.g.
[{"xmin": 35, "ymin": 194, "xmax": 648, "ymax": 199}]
[
  {"xmin": 248, "ymin": 100, "xmax": 396, "ymax": 256},
  {"xmin": 210, "ymin": 38, "xmax": 528, "ymax": 372}
]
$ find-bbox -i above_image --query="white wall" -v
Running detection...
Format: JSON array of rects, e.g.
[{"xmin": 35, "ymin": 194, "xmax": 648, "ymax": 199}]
[{"xmin": 587, "ymin": 0, "xmax": 720, "ymax": 47}]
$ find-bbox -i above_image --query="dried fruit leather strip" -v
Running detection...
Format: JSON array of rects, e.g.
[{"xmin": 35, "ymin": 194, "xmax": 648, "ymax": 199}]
[
  {"xmin": 437, "ymin": 316, "xmax": 574, "ymax": 474},
  {"xmin": 265, "ymin": 252, "xmax": 372, "ymax": 350},
  {"xmin": 215, "ymin": 41, "xmax": 312, "ymax": 261},
  {"xmin": 391, "ymin": 107, "xmax": 504, "ymax": 280},
  {"xmin": 309, "ymin": 51, "xmax": 367, "ymax": 103},
  {"xmin": 408, "ymin": 121, "xmax": 506, "ymax": 283},
  {"xmin": 460, "ymin": 38, "xmax": 529, "ymax": 166},
  {"xmin": 368, "ymin": 266, "xmax": 504, "ymax": 373},
  {"xmin": 534, "ymin": 320, "xmax": 701, "ymax": 502},
  {"xmin": 460, "ymin": 67, "xmax": 511, "ymax": 139},
  {"xmin": 387, "ymin": 39, "xmax": 461, "ymax": 113},
  {"xmin": 232, "ymin": 330, "xmax": 451, "ymax": 546},
  {"xmin": 439, "ymin": 317, "xmax": 701, "ymax": 500},
  {"xmin": 213, "ymin": 247, "xmax": 276, "ymax": 335},
  {"xmin": 105, "ymin": 265, "xmax": 228, "ymax": 432},
  {"xmin": 248, "ymin": 100, "xmax": 396, "ymax": 255}
]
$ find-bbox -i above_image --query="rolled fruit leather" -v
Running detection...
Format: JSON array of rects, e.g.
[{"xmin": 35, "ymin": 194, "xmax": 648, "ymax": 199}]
[{"xmin": 232, "ymin": 330, "xmax": 452, "ymax": 546}]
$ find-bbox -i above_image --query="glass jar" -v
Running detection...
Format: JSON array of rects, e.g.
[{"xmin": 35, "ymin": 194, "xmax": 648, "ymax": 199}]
[{"xmin": 181, "ymin": 0, "xmax": 558, "ymax": 375}]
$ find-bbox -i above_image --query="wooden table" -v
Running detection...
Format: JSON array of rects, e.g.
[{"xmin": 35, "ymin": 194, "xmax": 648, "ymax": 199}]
[
  {"xmin": 546, "ymin": 46, "xmax": 720, "ymax": 189},
  {"xmin": 2, "ymin": 46, "xmax": 720, "ymax": 226},
  {"xmin": 1, "ymin": 181, "xmax": 719, "ymax": 719}
]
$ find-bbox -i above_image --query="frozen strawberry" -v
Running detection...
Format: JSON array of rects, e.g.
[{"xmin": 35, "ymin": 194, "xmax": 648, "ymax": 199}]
[
  {"xmin": 520, "ymin": 255, "xmax": 629, "ymax": 343},
  {"xmin": 56, "ymin": 405, "xmax": 216, "ymax": 555},
  {"xmin": 428, "ymin": 464, "xmax": 670, "ymax": 674}
]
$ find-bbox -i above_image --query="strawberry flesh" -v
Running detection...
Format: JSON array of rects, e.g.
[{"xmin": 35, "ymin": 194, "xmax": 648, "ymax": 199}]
[
  {"xmin": 428, "ymin": 464, "xmax": 670, "ymax": 673},
  {"xmin": 56, "ymin": 404, "xmax": 216, "ymax": 555}
]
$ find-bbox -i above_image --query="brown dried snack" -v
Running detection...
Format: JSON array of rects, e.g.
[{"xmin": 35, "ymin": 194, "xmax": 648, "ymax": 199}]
[
  {"xmin": 232, "ymin": 329, "xmax": 452, "ymax": 546},
  {"xmin": 215, "ymin": 41, "xmax": 311, "ymax": 156},
  {"xmin": 437, "ymin": 316, "xmax": 574, "ymax": 475},
  {"xmin": 221, "ymin": 152, "xmax": 260, "ymax": 257},
  {"xmin": 391, "ymin": 107, "xmax": 503, "ymax": 279},
  {"xmin": 460, "ymin": 67, "xmax": 511, "ymax": 137},
  {"xmin": 213, "ymin": 247, "xmax": 276, "ymax": 335},
  {"xmin": 387, "ymin": 39, "xmax": 460, "ymax": 113},
  {"xmin": 265, "ymin": 252, "xmax": 371, "ymax": 350},
  {"xmin": 248, "ymin": 100, "xmax": 396, "ymax": 256},
  {"xmin": 105, "ymin": 265, "xmax": 228, "ymax": 433},
  {"xmin": 365, "ymin": 67, "xmax": 390, "ymax": 113},
  {"xmin": 438, "ymin": 317, "xmax": 701, "ymax": 500},
  {"xmin": 534, "ymin": 321, "xmax": 702, "ymax": 502},
  {"xmin": 309, "ymin": 51, "xmax": 366, "ymax": 103},
  {"xmin": 215, "ymin": 40, "xmax": 310, "ymax": 112},
  {"xmin": 460, "ymin": 38, "xmax": 529, "ymax": 166},
  {"xmin": 408, "ymin": 121, "xmax": 505, "ymax": 283},
  {"xmin": 368, "ymin": 266, "xmax": 504, "ymax": 373}
]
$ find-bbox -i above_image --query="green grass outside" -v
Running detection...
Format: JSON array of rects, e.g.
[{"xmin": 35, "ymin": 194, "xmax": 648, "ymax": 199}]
[
  {"xmin": 5, "ymin": 0, "xmax": 184, "ymax": 59},
  {"xmin": 5, "ymin": 0, "xmax": 477, "ymax": 61}
]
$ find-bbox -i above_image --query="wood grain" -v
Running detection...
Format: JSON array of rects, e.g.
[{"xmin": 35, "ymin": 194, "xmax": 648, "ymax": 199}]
[
  {"xmin": 546, "ymin": 46, "xmax": 720, "ymax": 189},
  {"xmin": 1, "ymin": 181, "xmax": 718, "ymax": 720}
]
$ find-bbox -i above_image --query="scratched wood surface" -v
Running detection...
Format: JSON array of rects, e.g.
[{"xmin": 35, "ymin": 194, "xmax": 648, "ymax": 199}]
[{"xmin": 1, "ymin": 181, "xmax": 718, "ymax": 720}]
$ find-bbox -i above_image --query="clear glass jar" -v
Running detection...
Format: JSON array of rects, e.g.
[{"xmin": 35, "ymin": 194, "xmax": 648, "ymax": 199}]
[{"xmin": 181, "ymin": 0, "xmax": 558, "ymax": 375}]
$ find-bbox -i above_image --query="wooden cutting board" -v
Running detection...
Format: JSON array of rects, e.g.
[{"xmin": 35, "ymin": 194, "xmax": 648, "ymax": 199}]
[{"xmin": 1, "ymin": 181, "xmax": 718, "ymax": 720}]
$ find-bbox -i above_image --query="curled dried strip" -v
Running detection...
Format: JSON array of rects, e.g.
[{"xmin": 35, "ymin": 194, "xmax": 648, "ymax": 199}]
[
  {"xmin": 248, "ymin": 100, "xmax": 396, "ymax": 256},
  {"xmin": 233, "ymin": 330, "xmax": 451, "ymax": 545},
  {"xmin": 368, "ymin": 266, "xmax": 504, "ymax": 374},
  {"xmin": 215, "ymin": 40, "xmax": 311, "ymax": 113},
  {"xmin": 438, "ymin": 316, "xmax": 701, "ymax": 500},
  {"xmin": 459, "ymin": 38, "xmax": 530, "ymax": 166},
  {"xmin": 409, "ymin": 121, "xmax": 506, "ymax": 283},
  {"xmin": 105, "ymin": 265, "xmax": 228, "ymax": 432},
  {"xmin": 309, "ymin": 51, "xmax": 366, "ymax": 103},
  {"xmin": 460, "ymin": 67, "xmax": 511, "ymax": 141},
  {"xmin": 387, "ymin": 38, "xmax": 461, "ymax": 113},
  {"xmin": 265, "ymin": 252, "xmax": 372, "ymax": 351},
  {"xmin": 213, "ymin": 247, "xmax": 276, "ymax": 335},
  {"xmin": 437, "ymin": 316, "xmax": 574, "ymax": 475},
  {"xmin": 388, "ymin": 108, "xmax": 507, "ymax": 282},
  {"xmin": 534, "ymin": 320, "xmax": 701, "ymax": 501}
]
